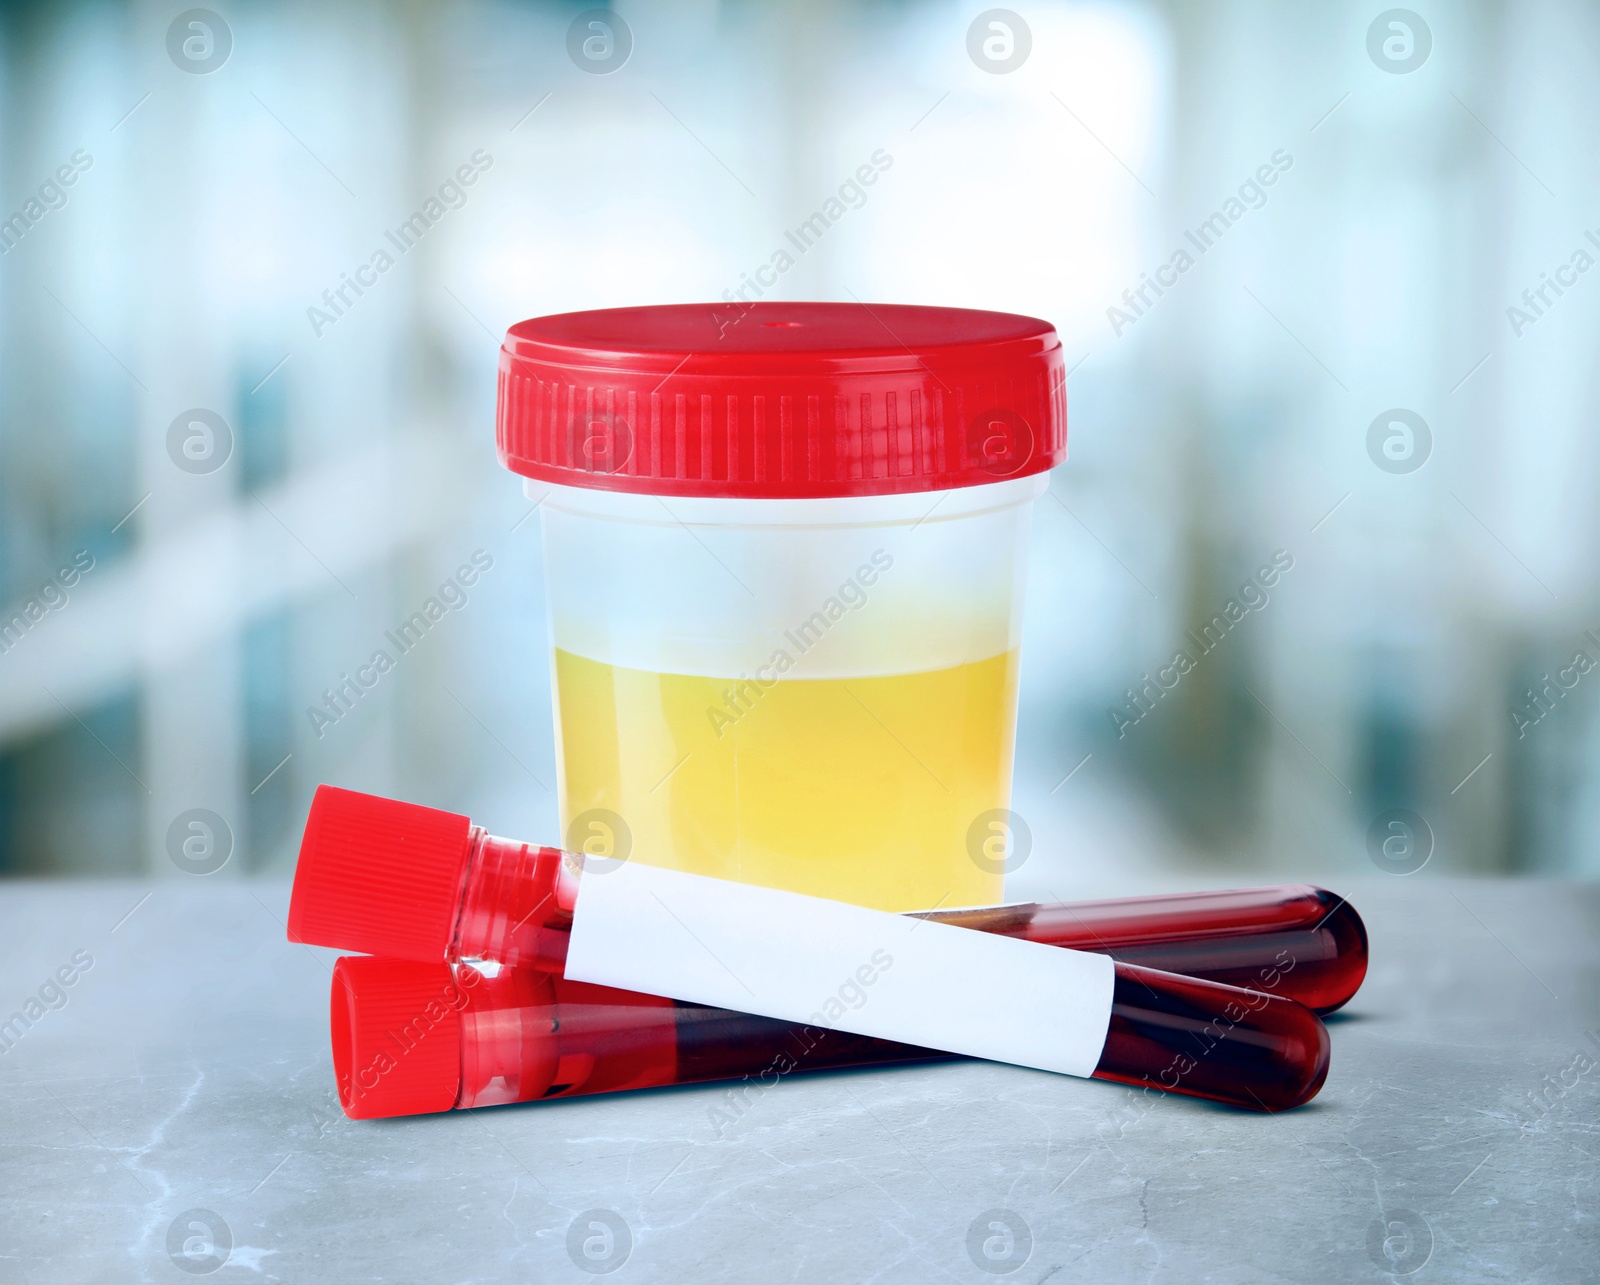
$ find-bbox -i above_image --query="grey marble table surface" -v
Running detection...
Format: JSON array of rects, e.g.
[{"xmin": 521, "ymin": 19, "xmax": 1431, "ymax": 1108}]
[{"xmin": 0, "ymin": 878, "xmax": 1595, "ymax": 1284}]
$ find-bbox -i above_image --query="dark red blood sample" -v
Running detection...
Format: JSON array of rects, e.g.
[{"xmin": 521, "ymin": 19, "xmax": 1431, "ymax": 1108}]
[
  {"xmin": 301, "ymin": 790, "xmax": 1345, "ymax": 1119},
  {"xmin": 443, "ymin": 833, "xmax": 1367, "ymax": 1015},
  {"xmin": 1091, "ymin": 963, "xmax": 1329, "ymax": 1111},
  {"xmin": 333, "ymin": 955, "xmax": 1329, "ymax": 1119},
  {"xmin": 918, "ymin": 884, "xmax": 1368, "ymax": 1014},
  {"xmin": 291, "ymin": 788, "xmax": 1368, "ymax": 1014}
]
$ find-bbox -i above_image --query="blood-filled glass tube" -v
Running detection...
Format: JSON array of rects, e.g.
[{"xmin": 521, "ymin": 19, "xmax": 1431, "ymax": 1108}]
[
  {"xmin": 287, "ymin": 786, "xmax": 1367, "ymax": 1013},
  {"xmin": 329, "ymin": 954, "xmax": 1329, "ymax": 1121},
  {"xmin": 916, "ymin": 885, "xmax": 1367, "ymax": 1014}
]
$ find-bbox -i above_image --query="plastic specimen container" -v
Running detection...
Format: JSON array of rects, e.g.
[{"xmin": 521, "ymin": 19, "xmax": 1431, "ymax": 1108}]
[{"xmin": 495, "ymin": 302, "xmax": 1066, "ymax": 911}]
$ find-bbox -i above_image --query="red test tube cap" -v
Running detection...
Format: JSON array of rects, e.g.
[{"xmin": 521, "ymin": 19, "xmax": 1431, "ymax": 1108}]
[
  {"xmin": 330, "ymin": 956, "xmax": 464, "ymax": 1119},
  {"xmin": 287, "ymin": 785, "xmax": 473, "ymax": 962}
]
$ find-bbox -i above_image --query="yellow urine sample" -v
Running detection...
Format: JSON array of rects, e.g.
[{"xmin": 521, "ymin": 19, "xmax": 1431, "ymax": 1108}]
[{"xmin": 552, "ymin": 647, "xmax": 1019, "ymax": 912}]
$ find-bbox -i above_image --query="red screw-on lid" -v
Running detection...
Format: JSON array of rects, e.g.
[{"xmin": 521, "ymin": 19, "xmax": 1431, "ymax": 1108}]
[
  {"xmin": 330, "ymin": 957, "xmax": 465, "ymax": 1119},
  {"xmin": 287, "ymin": 785, "xmax": 473, "ymax": 962},
  {"xmin": 496, "ymin": 302, "xmax": 1066, "ymax": 498}
]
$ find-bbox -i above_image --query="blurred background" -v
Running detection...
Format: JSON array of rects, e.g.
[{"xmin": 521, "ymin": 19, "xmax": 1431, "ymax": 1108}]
[{"xmin": 2, "ymin": 0, "xmax": 1596, "ymax": 887}]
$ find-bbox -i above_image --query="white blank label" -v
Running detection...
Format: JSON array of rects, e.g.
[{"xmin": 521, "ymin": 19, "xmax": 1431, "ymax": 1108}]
[{"xmin": 565, "ymin": 860, "xmax": 1115, "ymax": 1078}]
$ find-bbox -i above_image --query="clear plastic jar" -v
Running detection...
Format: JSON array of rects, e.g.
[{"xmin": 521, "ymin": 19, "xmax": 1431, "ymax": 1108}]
[{"xmin": 497, "ymin": 303, "xmax": 1065, "ymax": 911}]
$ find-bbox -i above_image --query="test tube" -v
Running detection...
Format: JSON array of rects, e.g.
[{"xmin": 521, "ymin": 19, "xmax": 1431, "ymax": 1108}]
[
  {"xmin": 329, "ymin": 954, "xmax": 1329, "ymax": 1120},
  {"xmin": 916, "ymin": 885, "xmax": 1367, "ymax": 1015},
  {"xmin": 287, "ymin": 786, "xmax": 1367, "ymax": 1013},
  {"xmin": 293, "ymin": 787, "xmax": 1334, "ymax": 1117}
]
